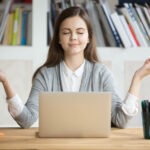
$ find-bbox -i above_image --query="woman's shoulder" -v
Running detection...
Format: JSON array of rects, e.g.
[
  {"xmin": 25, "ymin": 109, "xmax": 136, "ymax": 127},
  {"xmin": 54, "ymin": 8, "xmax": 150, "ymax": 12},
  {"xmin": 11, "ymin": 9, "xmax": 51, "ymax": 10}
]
[
  {"xmin": 92, "ymin": 61, "xmax": 110, "ymax": 71},
  {"xmin": 94, "ymin": 62, "xmax": 108, "ymax": 69},
  {"xmin": 93, "ymin": 61, "xmax": 113, "ymax": 77},
  {"xmin": 35, "ymin": 65, "xmax": 56, "ymax": 80},
  {"xmin": 39, "ymin": 65, "xmax": 56, "ymax": 73}
]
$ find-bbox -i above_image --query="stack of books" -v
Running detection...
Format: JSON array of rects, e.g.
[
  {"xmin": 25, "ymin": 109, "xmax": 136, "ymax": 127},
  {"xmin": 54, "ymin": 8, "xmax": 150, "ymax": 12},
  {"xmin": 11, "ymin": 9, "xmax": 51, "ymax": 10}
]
[
  {"xmin": 0, "ymin": 0, "xmax": 32, "ymax": 46},
  {"xmin": 47, "ymin": 0, "xmax": 150, "ymax": 48}
]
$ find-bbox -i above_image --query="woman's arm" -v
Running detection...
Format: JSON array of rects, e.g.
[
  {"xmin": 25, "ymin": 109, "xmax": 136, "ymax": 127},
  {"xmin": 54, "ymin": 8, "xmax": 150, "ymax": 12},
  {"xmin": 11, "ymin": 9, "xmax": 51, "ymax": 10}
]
[
  {"xmin": 0, "ymin": 70, "xmax": 16, "ymax": 99},
  {"xmin": 129, "ymin": 58, "xmax": 150, "ymax": 97},
  {"xmin": 102, "ymin": 58, "xmax": 150, "ymax": 128}
]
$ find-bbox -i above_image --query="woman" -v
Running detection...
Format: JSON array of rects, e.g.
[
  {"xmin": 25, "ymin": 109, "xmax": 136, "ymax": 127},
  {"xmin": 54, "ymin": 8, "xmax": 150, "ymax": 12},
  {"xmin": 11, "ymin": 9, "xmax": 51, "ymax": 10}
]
[{"xmin": 0, "ymin": 7, "xmax": 150, "ymax": 128}]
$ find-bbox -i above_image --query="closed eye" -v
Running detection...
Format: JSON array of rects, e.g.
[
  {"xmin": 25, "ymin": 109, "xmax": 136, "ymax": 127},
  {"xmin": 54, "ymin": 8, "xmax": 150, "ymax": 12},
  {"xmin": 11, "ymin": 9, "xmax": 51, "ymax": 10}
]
[
  {"xmin": 77, "ymin": 32, "xmax": 84, "ymax": 34},
  {"xmin": 63, "ymin": 32, "xmax": 70, "ymax": 34}
]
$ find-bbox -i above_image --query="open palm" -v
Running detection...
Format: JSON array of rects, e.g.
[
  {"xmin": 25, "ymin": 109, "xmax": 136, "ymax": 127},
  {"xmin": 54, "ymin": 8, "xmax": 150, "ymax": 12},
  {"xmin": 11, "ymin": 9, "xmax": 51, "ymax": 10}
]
[
  {"xmin": 0, "ymin": 70, "xmax": 7, "ymax": 83},
  {"xmin": 135, "ymin": 58, "xmax": 150, "ymax": 80}
]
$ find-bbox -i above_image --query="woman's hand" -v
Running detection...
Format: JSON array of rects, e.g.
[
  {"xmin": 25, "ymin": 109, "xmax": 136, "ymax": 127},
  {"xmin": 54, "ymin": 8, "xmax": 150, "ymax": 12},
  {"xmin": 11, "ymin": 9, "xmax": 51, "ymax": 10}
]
[
  {"xmin": 134, "ymin": 58, "xmax": 150, "ymax": 81},
  {"xmin": 0, "ymin": 70, "xmax": 8, "ymax": 83},
  {"xmin": 129, "ymin": 58, "xmax": 150, "ymax": 97},
  {"xmin": 0, "ymin": 70, "xmax": 15, "ymax": 99}
]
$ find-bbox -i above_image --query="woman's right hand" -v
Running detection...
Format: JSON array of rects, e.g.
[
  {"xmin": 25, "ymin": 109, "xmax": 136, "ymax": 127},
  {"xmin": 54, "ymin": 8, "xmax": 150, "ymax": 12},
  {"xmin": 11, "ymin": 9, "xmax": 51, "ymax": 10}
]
[
  {"xmin": 128, "ymin": 58, "xmax": 150, "ymax": 97},
  {"xmin": 0, "ymin": 70, "xmax": 15, "ymax": 99},
  {"xmin": 0, "ymin": 70, "xmax": 8, "ymax": 83}
]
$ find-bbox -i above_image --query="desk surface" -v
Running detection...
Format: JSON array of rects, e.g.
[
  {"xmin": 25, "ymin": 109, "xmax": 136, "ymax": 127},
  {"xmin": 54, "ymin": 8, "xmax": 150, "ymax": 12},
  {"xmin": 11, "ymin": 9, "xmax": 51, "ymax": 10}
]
[{"xmin": 0, "ymin": 128, "xmax": 150, "ymax": 150}]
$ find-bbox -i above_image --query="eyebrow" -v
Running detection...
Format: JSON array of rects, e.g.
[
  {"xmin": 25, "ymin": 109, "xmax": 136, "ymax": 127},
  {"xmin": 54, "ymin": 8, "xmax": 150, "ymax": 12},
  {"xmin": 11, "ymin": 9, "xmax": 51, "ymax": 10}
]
[{"xmin": 62, "ymin": 28, "xmax": 86, "ymax": 31}]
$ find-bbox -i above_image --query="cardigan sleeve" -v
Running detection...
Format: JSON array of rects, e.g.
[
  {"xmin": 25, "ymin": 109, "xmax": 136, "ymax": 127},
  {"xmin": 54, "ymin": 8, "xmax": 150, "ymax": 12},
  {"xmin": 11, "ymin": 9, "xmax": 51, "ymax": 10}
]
[
  {"xmin": 13, "ymin": 67, "xmax": 47, "ymax": 128},
  {"xmin": 102, "ymin": 67, "xmax": 135, "ymax": 128}
]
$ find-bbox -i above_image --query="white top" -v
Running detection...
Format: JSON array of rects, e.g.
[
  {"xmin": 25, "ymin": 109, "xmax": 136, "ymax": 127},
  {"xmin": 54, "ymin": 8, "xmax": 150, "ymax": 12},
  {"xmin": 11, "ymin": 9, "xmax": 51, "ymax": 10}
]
[{"xmin": 7, "ymin": 60, "xmax": 138, "ymax": 118}]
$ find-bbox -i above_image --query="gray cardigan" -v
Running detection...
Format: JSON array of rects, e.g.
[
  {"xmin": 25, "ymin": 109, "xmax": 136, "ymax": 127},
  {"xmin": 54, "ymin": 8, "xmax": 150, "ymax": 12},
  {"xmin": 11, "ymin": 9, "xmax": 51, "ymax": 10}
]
[{"xmin": 14, "ymin": 59, "xmax": 131, "ymax": 128}]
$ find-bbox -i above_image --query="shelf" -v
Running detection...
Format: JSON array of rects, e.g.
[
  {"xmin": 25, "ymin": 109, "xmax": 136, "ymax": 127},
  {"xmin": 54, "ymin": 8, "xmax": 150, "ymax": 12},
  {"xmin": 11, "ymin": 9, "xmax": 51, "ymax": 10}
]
[
  {"xmin": 97, "ymin": 47, "xmax": 150, "ymax": 61},
  {"xmin": 0, "ymin": 45, "xmax": 34, "ymax": 59}
]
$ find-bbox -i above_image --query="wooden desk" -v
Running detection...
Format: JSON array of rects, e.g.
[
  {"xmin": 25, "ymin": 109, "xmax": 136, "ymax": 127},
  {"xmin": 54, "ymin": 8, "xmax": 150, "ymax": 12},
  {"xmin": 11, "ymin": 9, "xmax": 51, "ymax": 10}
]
[{"xmin": 0, "ymin": 128, "xmax": 150, "ymax": 150}]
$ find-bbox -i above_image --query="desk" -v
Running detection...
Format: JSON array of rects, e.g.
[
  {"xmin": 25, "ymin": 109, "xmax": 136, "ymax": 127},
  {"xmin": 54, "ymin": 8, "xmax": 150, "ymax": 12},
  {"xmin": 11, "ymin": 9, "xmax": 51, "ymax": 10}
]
[{"xmin": 0, "ymin": 128, "xmax": 150, "ymax": 150}]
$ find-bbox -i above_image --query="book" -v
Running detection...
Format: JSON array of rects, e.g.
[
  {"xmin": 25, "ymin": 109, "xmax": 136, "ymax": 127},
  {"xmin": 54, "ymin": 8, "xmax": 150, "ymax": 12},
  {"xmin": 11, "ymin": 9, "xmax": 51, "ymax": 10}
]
[
  {"xmin": 95, "ymin": 2, "xmax": 116, "ymax": 47},
  {"xmin": 21, "ymin": 11, "xmax": 28, "ymax": 45},
  {"xmin": 2, "ymin": 14, "xmax": 10, "ymax": 45},
  {"xmin": 143, "ymin": 5, "xmax": 150, "ymax": 27},
  {"xmin": 119, "ymin": 15, "xmax": 137, "ymax": 47},
  {"xmin": 47, "ymin": 0, "xmax": 54, "ymax": 44},
  {"xmin": 129, "ymin": 3, "xmax": 150, "ymax": 41},
  {"xmin": 0, "ymin": 11, "xmax": 3, "ymax": 23},
  {"xmin": 111, "ymin": 12, "xmax": 132, "ymax": 48},
  {"xmin": 99, "ymin": 0, "xmax": 123, "ymax": 47},
  {"xmin": 17, "ymin": 7, "xmax": 23, "ymax": 45},
  {"xmin": 8, "ymin": 12, "xmax": 14, "ymax": 45},
  {"xmin": 0, "ymin": 0, "xmax": 12, "ymax": 42},
  {"xmin": 119, "ymin": 0, "xmax": 149, "ymax": 5},
  {"xmin": 128, "ymin": 21, "xmax": 140, "ymax": 46},
  {"xmin": 12, "ymin": 7, "xmax": 19, "ymax": 45},
  {"xmin": 86, "ymin": 0, "xmax": 105, "ymax": 46},
  {"xmin": 135, "ymin": 4, "xmax": 150, "ymax": 39},
  {"xmin": 27, "ymin": 11, "xmax": 32, "ymax": 45},
  {"xmin": 122, "ymin": 4, "xmax": 149, "ymax": 46}
]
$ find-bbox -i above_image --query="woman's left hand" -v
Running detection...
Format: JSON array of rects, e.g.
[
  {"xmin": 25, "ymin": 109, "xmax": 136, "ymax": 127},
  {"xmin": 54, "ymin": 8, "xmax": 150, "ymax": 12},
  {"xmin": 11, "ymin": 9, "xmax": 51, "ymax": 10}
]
[{"xmin": 134, "ymin": 58, "xmax": 150, "ymax": 81}]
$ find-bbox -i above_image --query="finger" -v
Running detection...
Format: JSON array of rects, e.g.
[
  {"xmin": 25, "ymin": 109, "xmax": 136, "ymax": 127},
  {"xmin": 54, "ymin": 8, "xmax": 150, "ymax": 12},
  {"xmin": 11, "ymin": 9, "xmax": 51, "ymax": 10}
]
[
  {"xmin": 145, "ymin": 59, "xmax": 150, "ymax": 64},
  {"xmin": 0, "ymin": 132, "xmax": 4, "ymax": 137}
]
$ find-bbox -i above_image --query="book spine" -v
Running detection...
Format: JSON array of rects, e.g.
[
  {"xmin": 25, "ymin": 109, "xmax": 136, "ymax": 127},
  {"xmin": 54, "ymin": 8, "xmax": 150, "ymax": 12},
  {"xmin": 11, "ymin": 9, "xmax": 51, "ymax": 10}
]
[
  {"xmin": 119, "ymin": 15, "xmax": 137, "ymax": 47},
  {"xmin": 124, "ymin": 3, "xmax": 149, "ymax": 46},
  {"xmin": 2, "ymin": 15, "xmax": 10, "ymax": 45},
  {"xmin": 0, "ymin": 0, "xmax": 12, "ymax": 42},
  {"xmin": 8, "ymin": 12, "xmax": 14, "ymax": 45},
  {"xmin": 21, "ymin": 11, "xmax": 27, "ymax": 45},
  {"xmin": 17, "ymin": 7, "xmax": 23, "ymax": 45},
  {"xmin": 111, "ymin": 12, "xmax": 132, "ymax": 48},
  {"xmin": 12, "ymin": 7, "xmax": 19, "ymax": 45},
  {"xmin": 128, "ymin": 23, "xmax": 140, "ymax": 46},
  {"xmin": 101, "ymin": 2, "xmax": 123, "ymax": 47},
  {"xmin": 27, "ymin": 11, "xmax": 32, "ymax": 45}
]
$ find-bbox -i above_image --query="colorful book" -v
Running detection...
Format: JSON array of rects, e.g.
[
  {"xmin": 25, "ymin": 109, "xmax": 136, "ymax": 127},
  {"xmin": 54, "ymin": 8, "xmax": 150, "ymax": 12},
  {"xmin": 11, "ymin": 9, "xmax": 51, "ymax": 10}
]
[
  {"xmin": 27, "ymin": 11, "xmax": 32, "ymax": 45},
  {"xmin": 2, "ymin": 14, "xmax": 10, "ymax": 45},
  {"xmin": 121, "ymin": 4, "xmax": 148, "ymax": 46},
  {"xmin": 128, "ymin": 22, "xmax": 140, "ymax": 46},
  {"xmin": 12, "ymin": 7, "xmax": 19, "ymax": 45},
  {"xmin": 8, "ymin": 12, "xmax": 14, "ymax": 45},
  {"xmin": 21, "ymin": 11, "xmax": 28, "ymax": 45},
  {"xmin": 86, "ymin": 0, "xmax": 106, "ymax": 46},
  {"xmin": 135, "ymin": 4, "xmax": 150, "ymax": 40},
  {"xmin": 99, "ymin": 0, "xmax": 123, "ymax": 47},
  {"xmin": 119, "ymin": 15, "xmax": 137, "ymax": 47},
  {"xmin": 0, "ymin": 0, "xmax": 12, "ymax": 42},
  {"xmin": 111, "ymin": 12, "xmax": 132, "ymax": 48},
  {"xmin": 17, "ymin": 7, "xmax": 23, "ymax": 45},
  {"xmin": 96, "ymin": 3, "xmax": 116, "ymax": 47}
]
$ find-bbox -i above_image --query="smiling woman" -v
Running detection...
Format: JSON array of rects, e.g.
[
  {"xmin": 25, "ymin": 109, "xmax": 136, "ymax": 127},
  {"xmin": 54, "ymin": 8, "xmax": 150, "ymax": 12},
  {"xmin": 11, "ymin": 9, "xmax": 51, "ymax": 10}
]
[
  {"xmin": 0, "ymin": 6, "xmax": 150, "ymax": 129},
  {"xmin": 59, "ymin": 16, "xmax": 89, "ymax": 61}
]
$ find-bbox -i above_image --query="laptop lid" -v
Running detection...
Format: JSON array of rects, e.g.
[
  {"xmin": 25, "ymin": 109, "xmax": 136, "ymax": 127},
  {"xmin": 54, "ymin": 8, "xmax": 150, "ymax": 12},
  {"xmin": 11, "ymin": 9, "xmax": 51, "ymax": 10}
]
[{"xmin": 39, "ymin": 92, "xmax": 111, "ymax": 138}]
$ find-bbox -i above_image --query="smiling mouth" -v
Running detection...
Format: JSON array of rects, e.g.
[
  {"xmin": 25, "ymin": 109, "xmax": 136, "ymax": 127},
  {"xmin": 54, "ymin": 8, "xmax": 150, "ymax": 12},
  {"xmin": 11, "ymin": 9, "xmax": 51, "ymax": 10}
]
[{"xmin": 69, "ymin": 44, "xmax": 79, "ymax": 47}]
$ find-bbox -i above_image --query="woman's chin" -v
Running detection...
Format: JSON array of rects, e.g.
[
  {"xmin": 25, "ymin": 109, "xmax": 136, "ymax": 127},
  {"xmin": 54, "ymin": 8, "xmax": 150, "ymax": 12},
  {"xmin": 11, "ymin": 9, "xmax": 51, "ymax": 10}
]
[{"xmin": 65, "ymin": 49, "xmax": 83, "ymax": 56}]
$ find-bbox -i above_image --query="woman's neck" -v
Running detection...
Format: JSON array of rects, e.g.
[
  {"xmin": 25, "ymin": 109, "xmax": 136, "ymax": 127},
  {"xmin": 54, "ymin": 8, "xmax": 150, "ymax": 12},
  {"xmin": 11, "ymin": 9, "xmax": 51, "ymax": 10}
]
[{"xmin": 64, "ymin": 55, "xmax": 84, "ymax": 71}]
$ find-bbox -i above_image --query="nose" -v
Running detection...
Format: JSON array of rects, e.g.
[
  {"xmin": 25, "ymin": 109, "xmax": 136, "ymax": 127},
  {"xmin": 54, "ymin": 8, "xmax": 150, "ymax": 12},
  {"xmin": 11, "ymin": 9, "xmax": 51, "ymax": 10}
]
[{"xmin": 70, "ymin": 32, "xmax": 77, "ymax": 40}]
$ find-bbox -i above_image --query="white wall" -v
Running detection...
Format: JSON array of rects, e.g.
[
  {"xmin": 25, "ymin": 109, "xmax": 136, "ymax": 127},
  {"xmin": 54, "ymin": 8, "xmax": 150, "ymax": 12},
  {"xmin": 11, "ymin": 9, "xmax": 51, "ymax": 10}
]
[{"xmin": 0, "ymin": 0, "xmax": 150, "ymax": 128}]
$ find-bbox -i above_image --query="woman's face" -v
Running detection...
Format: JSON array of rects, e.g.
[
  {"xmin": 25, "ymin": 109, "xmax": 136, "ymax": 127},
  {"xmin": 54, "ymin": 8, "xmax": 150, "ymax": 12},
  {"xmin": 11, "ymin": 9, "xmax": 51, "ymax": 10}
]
[{"xmin": 59, "ymin": 16, "xmax": 89, "ymax": 57}]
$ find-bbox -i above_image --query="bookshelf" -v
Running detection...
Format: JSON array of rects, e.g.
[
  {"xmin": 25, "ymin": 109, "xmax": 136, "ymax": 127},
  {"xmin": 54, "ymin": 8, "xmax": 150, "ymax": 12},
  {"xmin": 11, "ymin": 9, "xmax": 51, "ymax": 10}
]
[
  {"xmin": 0, "ymin": 0, "xmax": 150, "ymax": 128},
  {"xmin": 0, "ymin": 0, "xmax": 32, "ymax": 46}
]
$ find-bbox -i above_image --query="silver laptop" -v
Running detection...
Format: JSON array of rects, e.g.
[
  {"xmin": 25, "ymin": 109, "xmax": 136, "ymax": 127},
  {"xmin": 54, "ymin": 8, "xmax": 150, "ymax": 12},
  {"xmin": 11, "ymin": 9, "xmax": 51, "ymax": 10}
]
[{"xmin": 39, "ymin": 92, "xmax": 111, "ymax": 138}]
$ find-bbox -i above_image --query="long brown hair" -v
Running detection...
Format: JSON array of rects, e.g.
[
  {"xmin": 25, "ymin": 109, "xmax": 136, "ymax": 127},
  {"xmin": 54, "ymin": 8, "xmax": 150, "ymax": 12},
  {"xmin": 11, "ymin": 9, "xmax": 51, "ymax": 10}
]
[{"xmin": 33, "ymin": 6, "xmax": 99, "ymax": 79}]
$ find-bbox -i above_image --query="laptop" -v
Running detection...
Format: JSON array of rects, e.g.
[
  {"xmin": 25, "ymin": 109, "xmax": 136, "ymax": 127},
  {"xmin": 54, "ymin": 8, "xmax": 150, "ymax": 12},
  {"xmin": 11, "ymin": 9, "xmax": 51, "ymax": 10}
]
[{"xmin": 39, "ymin": 92, "xmax": 111, "ymax": 138}]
